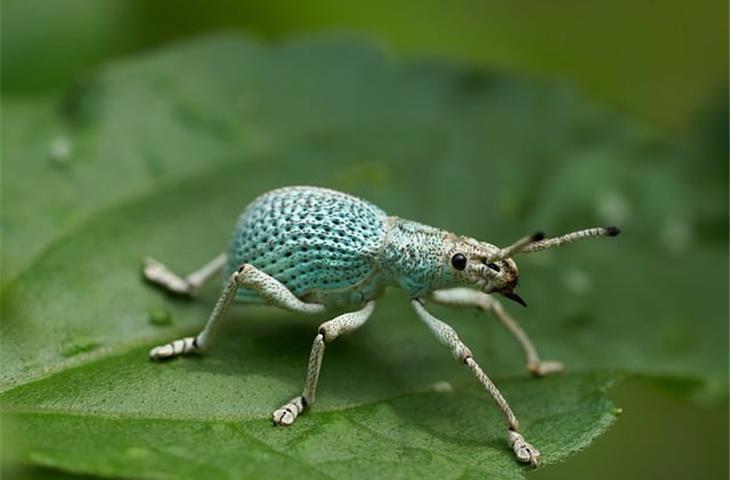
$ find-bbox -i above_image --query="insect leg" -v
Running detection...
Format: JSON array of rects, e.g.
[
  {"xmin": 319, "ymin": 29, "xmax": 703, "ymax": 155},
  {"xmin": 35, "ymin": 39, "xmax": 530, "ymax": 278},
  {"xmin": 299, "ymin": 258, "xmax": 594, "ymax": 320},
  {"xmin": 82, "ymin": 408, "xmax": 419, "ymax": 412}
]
[
  {"xmin": 430, "ymin": 288, "xmax": 563, "ymax": 376},
  {"xmin": 143, "ymin": 253, "xmax": 227, "ymax": 297},
  {"xmin": 272, "ymin": 300, "xmax": 376, "ymax": 426},
  {"xmin": 411, "ymin": 298, "xmax": 540, "ymax": 466},
  {"xmin": 149, "ymin": 264, "xmax": 325, "ymax": 360}
]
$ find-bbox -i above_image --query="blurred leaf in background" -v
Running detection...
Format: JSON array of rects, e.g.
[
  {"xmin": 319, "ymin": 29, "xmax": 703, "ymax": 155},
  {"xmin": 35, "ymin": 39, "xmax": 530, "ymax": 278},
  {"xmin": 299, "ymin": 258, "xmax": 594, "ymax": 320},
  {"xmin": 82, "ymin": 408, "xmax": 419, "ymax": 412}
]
[{"xmin": 1, "ymin": 0, "xmax": 727, "ymax": 131}]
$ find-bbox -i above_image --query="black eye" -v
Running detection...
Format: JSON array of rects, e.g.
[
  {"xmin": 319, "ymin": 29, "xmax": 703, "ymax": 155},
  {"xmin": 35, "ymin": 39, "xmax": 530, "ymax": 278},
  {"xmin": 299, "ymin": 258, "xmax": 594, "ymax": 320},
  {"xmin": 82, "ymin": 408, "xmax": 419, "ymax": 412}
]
[
  {"xmin": 486, "ymin": 262, "xmax": 500, "ymax": 272},
  {"xmin": 451, "ymin": 253, "xmax": 467, "ymax": 270}
]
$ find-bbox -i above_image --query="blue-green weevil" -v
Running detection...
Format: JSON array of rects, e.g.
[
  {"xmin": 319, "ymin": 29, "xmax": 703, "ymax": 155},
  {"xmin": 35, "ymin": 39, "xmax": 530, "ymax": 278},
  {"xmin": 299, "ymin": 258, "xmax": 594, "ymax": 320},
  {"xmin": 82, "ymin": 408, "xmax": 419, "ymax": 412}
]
[{"xmin": 144, "ymin": 186, "xmax": 620, "ymax": 466}]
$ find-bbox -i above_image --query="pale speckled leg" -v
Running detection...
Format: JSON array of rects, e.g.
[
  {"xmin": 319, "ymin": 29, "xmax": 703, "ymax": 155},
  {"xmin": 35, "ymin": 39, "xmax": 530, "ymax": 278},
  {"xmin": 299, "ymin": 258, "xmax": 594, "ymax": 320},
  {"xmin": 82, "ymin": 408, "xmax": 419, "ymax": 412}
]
[
  {"xmin": 143, "ymin": 253, "xmax": 227, "ymax": 297},
  {"xmin": 411, "ymin": 298, "xmax": 540, "ymax": 467},
  {"xmin": 149, "ymin": 264, "xmax": 326, "ymax": 360},
  {"xmin": 272, "ymin": 300, "xmax": 376, "ymax": 426},
  {"xmin": 430, "ymin": 288, "xmax": 563, "ymax": 377}
]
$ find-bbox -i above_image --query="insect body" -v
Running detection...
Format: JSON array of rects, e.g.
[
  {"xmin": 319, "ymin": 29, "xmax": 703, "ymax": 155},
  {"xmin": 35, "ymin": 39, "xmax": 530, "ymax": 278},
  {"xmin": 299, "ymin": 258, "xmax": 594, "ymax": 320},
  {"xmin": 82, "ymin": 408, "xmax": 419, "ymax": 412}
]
[
  {"xmin": 226, "ymin": 187, "xmax": 388, "ymax": 306},
  {"xmin": 143, "ymin": 186, "xmax": 620, "ymax": 467}
]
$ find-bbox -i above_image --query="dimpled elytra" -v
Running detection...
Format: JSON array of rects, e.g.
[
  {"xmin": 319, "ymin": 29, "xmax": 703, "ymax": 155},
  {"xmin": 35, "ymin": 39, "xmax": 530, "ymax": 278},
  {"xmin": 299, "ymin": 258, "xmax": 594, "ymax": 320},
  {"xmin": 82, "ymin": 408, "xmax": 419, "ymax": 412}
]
[{"xmin": 143, "ymin": 186, "xmax": 620, "ymax": 466}]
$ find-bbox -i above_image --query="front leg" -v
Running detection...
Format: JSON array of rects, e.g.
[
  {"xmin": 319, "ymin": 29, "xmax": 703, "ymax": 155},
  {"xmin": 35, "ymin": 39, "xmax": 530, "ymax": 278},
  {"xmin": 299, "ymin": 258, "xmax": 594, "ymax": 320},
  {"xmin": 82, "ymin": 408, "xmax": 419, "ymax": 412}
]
[
  {"xmin": 411, "ymin": 298, "xmax": 540, "ymax": 466},
  {"xmin": 431, "ymin": 288, "xmax": 563, "ymax": 377}
]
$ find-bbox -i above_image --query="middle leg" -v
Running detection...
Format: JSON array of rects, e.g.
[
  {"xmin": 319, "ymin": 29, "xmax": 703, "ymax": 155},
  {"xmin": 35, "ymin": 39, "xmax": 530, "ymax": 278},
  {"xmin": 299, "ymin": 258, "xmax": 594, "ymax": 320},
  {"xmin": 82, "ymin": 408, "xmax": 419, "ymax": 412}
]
[
  {"xmin": 272, "ymin": 300, "xmax": 376, "ymax": 426},
  {"xmin": 430, "ymin": 288, "xmax": 563, "ymax": 376}
]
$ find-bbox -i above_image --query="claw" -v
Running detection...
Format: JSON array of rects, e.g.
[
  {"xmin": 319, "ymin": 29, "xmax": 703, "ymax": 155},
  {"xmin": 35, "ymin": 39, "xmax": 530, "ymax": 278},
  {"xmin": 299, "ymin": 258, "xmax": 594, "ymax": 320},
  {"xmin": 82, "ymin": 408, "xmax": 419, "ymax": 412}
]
[
  {"xmin": 272, "ymin": 407, "xmax": 296, "ymax": 426},
  {"xmin": 508, "ymin": 430, "xmax": 541, "ymax": 467},
  {"xmin": 149, "ymin": 344, "xmax": 175, "ymax": 360},
  {"xmin": 528, "ymin": 360, "xmax": 564, "ymax": 377},
  {"xmin": 272, "ymin": 396, "xmax": 306, "ymax": 426},
  {"xmin": 149, "ymin": 337, "xmax": 198, "ymax": 361}
]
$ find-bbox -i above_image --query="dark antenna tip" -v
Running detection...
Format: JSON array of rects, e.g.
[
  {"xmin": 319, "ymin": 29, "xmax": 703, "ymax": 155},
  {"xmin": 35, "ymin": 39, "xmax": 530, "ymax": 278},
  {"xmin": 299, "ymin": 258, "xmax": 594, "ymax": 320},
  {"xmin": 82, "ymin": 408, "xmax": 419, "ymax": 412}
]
[
  {"xmin": 531, "ymin": 231, "xmax": 546, "ymax": 242},
  {"xmin": 605, "ymin": 226, "xmax": 621, "ymax": 237}
]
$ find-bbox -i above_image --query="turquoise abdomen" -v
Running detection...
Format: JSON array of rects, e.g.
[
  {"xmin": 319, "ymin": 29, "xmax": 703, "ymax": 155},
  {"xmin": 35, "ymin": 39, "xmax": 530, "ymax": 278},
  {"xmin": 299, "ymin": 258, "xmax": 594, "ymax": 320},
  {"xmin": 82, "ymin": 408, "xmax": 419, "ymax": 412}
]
[{"xmin": 226, "ymin": 187, "xmax": 387, "ymax": 304}]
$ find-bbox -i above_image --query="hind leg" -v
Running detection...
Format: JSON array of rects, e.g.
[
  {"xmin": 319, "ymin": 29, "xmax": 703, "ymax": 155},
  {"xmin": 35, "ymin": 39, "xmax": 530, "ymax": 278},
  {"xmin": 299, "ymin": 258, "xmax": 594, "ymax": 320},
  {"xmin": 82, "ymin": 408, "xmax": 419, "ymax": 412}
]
[
  {"xmin": 149, "ymin": 264, "xmax": 326, "ymax": 360},
  {"xmin": 143, "ymin": 253, "xmax": 227, "ymax": 297}
]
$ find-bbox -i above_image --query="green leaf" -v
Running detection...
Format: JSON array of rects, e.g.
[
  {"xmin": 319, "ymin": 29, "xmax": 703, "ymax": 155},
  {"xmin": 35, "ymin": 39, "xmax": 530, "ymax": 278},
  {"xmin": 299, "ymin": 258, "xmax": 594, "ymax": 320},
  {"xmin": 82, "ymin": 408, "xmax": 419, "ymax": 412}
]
[
  {"xmin": 1, "ymin": 34, "xmax": 726, "ymax": 479},
  {"xmin": 3, "ymin": 343, "xmax": 617, "ymax": 480}
]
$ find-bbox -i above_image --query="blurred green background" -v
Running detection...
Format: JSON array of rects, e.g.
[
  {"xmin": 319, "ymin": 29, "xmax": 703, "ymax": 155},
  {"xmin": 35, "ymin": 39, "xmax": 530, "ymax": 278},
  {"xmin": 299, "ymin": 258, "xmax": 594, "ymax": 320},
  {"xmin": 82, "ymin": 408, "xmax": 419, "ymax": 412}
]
[
  {"xmin": 2, "ymin": 1, "xmax": 727, "ymax": 479},
  {"xmin": 3, "ymin": 0, "xmax": 728, "ymax": 132}
]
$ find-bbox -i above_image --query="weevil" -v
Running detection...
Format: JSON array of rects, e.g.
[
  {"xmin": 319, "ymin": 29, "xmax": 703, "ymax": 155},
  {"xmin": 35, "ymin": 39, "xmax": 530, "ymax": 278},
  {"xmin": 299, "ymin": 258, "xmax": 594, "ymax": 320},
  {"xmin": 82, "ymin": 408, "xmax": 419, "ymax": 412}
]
[{"xmin": 143, "ymin": 186, "xmax": 620, "ymax": 466}]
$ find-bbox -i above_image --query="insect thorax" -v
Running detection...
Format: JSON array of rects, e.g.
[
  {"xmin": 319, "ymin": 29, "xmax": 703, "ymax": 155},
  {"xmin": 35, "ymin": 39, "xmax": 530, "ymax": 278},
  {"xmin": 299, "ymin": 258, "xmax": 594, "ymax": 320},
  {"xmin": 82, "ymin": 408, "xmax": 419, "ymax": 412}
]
[{"xmin": 378, "ymin": 218, "xmax": 457, "ymax": 297}]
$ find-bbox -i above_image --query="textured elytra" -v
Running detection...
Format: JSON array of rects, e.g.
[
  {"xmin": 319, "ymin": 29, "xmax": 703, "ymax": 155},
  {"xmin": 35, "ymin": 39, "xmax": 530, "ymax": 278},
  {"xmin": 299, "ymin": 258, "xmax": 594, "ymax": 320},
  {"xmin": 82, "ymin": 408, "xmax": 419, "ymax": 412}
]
[{"xmin": 227, "ymin": 186, "xmax": 388, "ymax": 305}]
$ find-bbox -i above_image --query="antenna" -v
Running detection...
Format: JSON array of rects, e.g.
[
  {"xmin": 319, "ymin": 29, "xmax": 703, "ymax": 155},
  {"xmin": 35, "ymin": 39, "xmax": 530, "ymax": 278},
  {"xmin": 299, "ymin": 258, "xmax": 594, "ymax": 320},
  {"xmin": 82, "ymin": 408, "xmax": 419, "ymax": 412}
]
[
  {"xmin": 522, "ymin": 227, "xmax": 620, "ymax": 253},
  {"xmin": 487, "ymin": 232, "xmax": 545, "ymax": 262}
]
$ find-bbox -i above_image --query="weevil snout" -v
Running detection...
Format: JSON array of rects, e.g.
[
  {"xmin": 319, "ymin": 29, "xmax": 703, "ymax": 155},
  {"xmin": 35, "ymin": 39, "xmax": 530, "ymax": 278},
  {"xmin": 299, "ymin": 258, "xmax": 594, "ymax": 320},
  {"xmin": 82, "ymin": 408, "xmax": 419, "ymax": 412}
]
[
  {"xmin": 475, "ymin": 257, "xmax": 527, "ymax": 307},
  {"xmin": 458, "ymin": 248, "xmax": 521, "ymax": 298},
  {"xmin": 453, "ymin": 233, "xmax": 538, "ymax": 304}
]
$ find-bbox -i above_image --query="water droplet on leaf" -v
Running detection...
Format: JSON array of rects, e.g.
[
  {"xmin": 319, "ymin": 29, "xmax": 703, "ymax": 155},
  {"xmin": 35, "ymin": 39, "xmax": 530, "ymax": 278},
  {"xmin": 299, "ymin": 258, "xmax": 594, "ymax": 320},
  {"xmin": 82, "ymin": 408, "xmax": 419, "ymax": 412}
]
[
  {"xmin": 430, "ymin": 381, "xmax": 454, "ymax": 393},
  {"xmin": 126, "ymin": 447, "xmax": 152, "ymax": 459},
  {"xmin": 563, "ymin": 269, "xmax": 592, "ymax": 295},
  {"xmin": 49, "ymin": 135, "xmax": 73, "ymax": 164},
  {"xmin": 59, "ymin": 337, "xmax": 99, "ymax": 357},
  {"xmin": 660, "ymin": 218, "xmax": 692, "ymax": 253},
  {"xmin": 596, "ymin": 190, "xmax": 630, "ymax": 225},
  {"xmin": 148, "ymin": 306, "xmax": 172, "ymax": 326}
]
